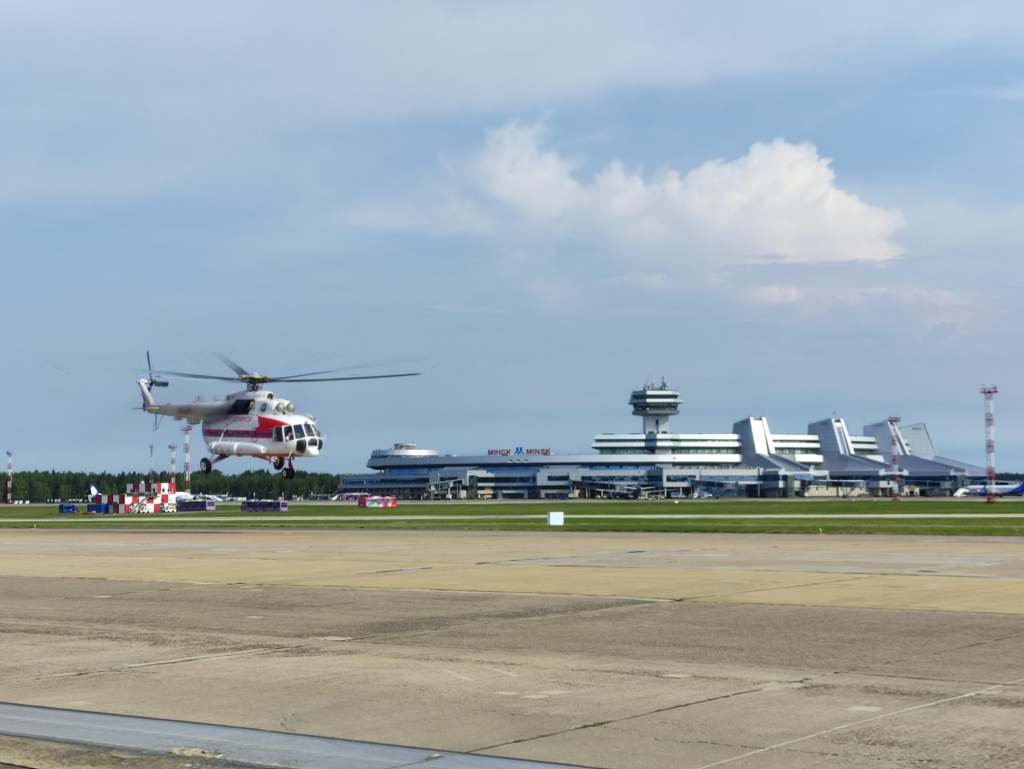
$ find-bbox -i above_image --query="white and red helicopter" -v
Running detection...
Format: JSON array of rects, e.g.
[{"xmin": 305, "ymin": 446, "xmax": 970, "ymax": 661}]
[{"xmin": 138, "ymin": 353, "xmax": 417, "ymax": 479}]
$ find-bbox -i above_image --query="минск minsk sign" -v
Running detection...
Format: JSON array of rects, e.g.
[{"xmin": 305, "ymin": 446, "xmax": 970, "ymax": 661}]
[{"xmin": 487, "ymin": 447, "xmax": 551, "ymax": 456}]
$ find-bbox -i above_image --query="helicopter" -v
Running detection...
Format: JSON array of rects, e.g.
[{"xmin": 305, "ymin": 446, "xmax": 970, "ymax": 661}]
[{"xmin": 138, "ymin": 353, "xmax": 418, "ymax": 479}]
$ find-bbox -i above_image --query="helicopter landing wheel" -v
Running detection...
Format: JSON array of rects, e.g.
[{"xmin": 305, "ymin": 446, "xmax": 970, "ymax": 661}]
[
  {"xmin": 282, "ymin": 467, "xmax": 295, "ymax": 480},
  {"xmin": 200, "ymin": 457, "xmax": 213, "ymax": 474},
  {"xmin": 272, "ymin": 457, "xmax": 285, "ymax": 471}
]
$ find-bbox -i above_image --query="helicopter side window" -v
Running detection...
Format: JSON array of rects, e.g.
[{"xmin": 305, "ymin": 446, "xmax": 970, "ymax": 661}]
[
  {"xmin": 273, "ymin": 427, "xmax": 284, "ymax": 442},
  {"xmin": 283, "ymin": 426, "xmax": 294, "ymax": 441},
  {"xmin": 227, "ymin": 399, "xmax": 255, "ymax": 415},
  {"xmin": 293, "ymin": 424, "xmax": 306, "ymax": 439}
]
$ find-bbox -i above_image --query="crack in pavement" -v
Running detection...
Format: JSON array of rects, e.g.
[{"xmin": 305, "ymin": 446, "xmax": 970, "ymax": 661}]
[
  {"xmin": 854, "ymin": 629, "xmax": 1024, "ymax": 671},
  {"xmin": 836, "ymin": 670, "xmax": 1020, "ymax": 686},
  {"xmin": 690, "ymin": 675, "xmax": 1024, "ymax": 769},
  {"xmin": 468, "ymin": 678, "xmax": 811, "ymax": 755},
  {"xmin": 678, "ymin": 573, "xmax": 873, "ymax": 602},
  {"xmin": 343, "ymin": 598, "xmax": 661, "ymax": 644},
  {"xmin": 35, "ymin": 646, "xmax": 306, "ymax": 680},
  {"xmin": 597, "ymin": 724, "xmax": 764, "ymax": 751},
  {"xmin": 0, "ymin": 596, "xmax": 655, "ymax": 653},
  {"xmin": 349, "ymin": 635, "xmax": 1008, "ymax": 689}
]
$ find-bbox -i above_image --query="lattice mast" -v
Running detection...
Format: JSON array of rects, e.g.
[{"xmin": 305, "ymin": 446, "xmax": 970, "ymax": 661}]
[
  {"xmin": 169, "ymin": 445, "xmax": 177, "ymax": 487},
  {"xmin": 982, "ymin": 386, "xmax": 998, "ymax": 503},
  {"xmin": 887, "ymin": 416, "xmax": 900, "ymax": 499},
  {"xmin": 5, "ymin": 451, "xmax": 11, "ymax": 505},
  {"xmin": 149, "ymin": 445, "xmax": 154, "ymax": 484},
  {"xmin": 181, "ymin": 424, "xmax": 192, "ymax": 495}
]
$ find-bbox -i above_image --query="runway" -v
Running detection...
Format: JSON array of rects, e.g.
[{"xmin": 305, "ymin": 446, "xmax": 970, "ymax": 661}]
[{"xmin": 1, "ymin": 529, "xmax": 1022, "ymax": 768}]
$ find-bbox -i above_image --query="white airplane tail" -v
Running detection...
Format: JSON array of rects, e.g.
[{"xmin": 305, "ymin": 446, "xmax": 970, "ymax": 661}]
[{"xmin": 89, "ymin": 484, "xmax": 99, "ymax": 499}]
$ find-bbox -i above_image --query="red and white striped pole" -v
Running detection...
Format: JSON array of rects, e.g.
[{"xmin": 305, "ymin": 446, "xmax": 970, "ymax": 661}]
[
  {"xmin": 149, "ymin": 445, "xmax": 154, "ymax": 484},
  {"xmin": 169, "ymin": 445, "xmax": 177, "ymax": 487},
  {"xmin": 888, "ymin": 416, "xmax": 900, "ymax": 499},
  {"xmin": 982, "ymin": 386, "xmax": 997, "ymax": 503},
  {"xmin": 5, "ymin": 451, "xmax": 11, "ymax": 505},
  {"xmin": 181, "ymin": 424, "xmax": 192, "ymax": 495}
]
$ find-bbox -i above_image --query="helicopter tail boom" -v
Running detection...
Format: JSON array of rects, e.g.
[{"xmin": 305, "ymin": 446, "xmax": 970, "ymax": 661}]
[
  {"xmin": 138, "ymin": 379, "xmax": 157, "ymax": 411},
  {"xmin": 137, "ymin": 380, "xmax": 225, "ymax": 424}
]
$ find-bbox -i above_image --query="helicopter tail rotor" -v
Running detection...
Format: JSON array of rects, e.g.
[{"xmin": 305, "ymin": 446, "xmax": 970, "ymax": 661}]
[
  {"xmin": 146, "ymin": 351, "xmax": 169, "ymax": 389},
  {"xmin": 142, "ymin": 354, "xmax": 166, "ymax": 431}
]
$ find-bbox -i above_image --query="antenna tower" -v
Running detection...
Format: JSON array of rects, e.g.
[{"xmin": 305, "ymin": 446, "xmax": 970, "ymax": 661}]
[
  {"xmin": 6, "ymin": 452, "xmax": 11, "ymax": 505},
  {"xmin": 981, "ymin": 386, "xmax": 998, "ymax": 503},
  {"xmin": 149, "ymin": 445, "xmax": 154, "ymax": 484},
  {"xmin": 169, "ymin": 445, "xmax": 177, "ymax": 487},
  {"xmin": 887, "ymin": 416, "xmax": 900, "ymax": 499},
  {"xmin": 181, "ymin": 424, "xmax": 192, "ymax": 495}
]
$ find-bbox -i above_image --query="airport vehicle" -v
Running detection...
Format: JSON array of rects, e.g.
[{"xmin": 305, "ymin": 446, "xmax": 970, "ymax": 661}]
[
  {"xmin": 953, "ymin": 480, "xmax": 1024, "ymax": 497},
  {"xmin": 57, "ymin": 503, "xmax": 79, "ymax": 514},
  {"xmin": 358, "ymin": 496, "xmax": 397, "ymax": 508},
  {"xmin": 138, "ymin": 353, "xmax": 417, "ymax": 479}
]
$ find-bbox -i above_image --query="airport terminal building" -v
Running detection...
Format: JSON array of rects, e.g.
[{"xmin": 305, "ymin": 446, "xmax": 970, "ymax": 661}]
[{"xmin": 339, "ymin": 381, "xmax": 985, "ymax": 499}]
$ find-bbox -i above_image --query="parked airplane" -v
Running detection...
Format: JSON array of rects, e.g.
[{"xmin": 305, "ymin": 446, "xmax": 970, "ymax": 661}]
[{"xmin": 953, "ymin": 481, "xmax": 1024, "ymax": 497}]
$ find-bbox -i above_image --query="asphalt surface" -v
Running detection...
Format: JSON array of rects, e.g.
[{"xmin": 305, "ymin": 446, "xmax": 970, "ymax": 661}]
[
  {"xmin": 0, "ymin": 530, "xmax": 1022, "ymax": 768},
  {"xmin": 0, "ymin": 702, "xmax": 588, "ymax": 768}
]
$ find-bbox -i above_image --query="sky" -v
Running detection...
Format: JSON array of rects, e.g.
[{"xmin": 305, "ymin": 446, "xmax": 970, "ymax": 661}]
[{"xmin": 3, "ymin": 1, "xmax": 1024, "ymax": 474}]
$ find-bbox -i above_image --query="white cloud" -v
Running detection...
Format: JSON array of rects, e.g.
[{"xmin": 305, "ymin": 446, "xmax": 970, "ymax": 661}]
[
  {"xmin": 477, "ymin": 124, "xmax": 585, "ymax": 218},
  {"xmin": 475, "ymin": 123, "xmax": 906, "ymax": 264},
  {"xmin": 752, "ymin": 285, "xmax": 803, "ymax": 304}
]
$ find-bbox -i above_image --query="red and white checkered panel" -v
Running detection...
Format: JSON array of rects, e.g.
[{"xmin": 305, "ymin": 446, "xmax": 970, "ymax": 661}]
[
  {"xmin": 98, "ymin": 494, "xmax": 178, "ymax": 513},
  {"xmin": 97, "ymin": 494, "xmax": 175, "ymax": 504}
]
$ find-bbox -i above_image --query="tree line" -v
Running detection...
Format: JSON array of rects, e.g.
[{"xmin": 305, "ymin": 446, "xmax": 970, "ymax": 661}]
[{"xmin": 7, "ymin": 469, "xmax": 343, "ymax": 502}]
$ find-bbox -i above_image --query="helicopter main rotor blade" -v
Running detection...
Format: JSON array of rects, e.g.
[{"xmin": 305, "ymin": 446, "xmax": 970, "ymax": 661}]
[
  {"xmin": 271, "ymin": 373, "xmax": 420, "ymax": 383},
  {"xmin": 149, "ymin": 369, "xmax": 243, "ymax": 382},
  {"xmin": 273, "ymin": 357, "xmax": 425, "ymax": 382},
  {"xmin": 215, "ymin": 352, "xmax": 250, "ymax": 377}
]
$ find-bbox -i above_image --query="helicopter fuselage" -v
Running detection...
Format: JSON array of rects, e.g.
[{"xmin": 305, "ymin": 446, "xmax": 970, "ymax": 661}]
[{"xmin": 202, "ymin": 389, "xmax": 323, "ymax": 460}]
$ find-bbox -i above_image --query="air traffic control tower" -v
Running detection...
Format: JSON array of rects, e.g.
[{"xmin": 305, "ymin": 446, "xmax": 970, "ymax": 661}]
[{"xmin": 629, "ymin": 378, "xmax": 681, "ymax": 434}]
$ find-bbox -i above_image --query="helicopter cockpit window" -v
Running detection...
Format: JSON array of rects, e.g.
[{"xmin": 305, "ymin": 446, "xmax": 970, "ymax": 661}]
[
  {"xmin": 283, "ymin": 426, "xmax": 294, "ymax": 441},
  {"xmin": 273, "ymin": 427, "xmax": 284, "ymax": 442},
  {"xmin": 306, "ymin": 423, "xmax": 318, "ymax": 437},
  {"xmin": 227, "ymin": 399, "xmax": 255, "ymax": 415},
  {"xmin": 293, "ymin": 424, "xmax": 306, "ymax": 439}
]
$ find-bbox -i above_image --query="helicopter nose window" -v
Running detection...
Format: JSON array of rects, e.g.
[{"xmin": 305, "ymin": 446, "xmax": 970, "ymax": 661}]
[
  {"xmin": 306, "ymin": 423, "xmax": 318, "ymax": 437},
  {"xmin": 283, "ymin": 426, "xmax": 294, "ymax": 441},
  {"xmin": 293, "ymin": 424, "xmax": 306, "ymax": 439}
]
